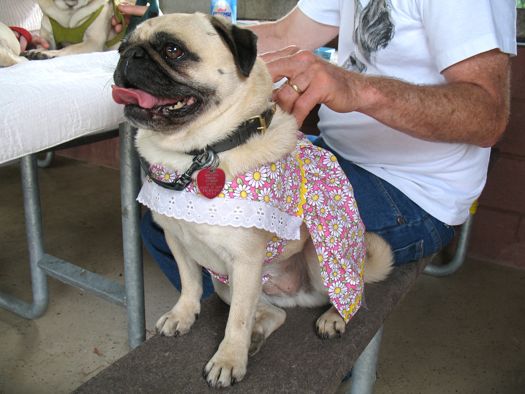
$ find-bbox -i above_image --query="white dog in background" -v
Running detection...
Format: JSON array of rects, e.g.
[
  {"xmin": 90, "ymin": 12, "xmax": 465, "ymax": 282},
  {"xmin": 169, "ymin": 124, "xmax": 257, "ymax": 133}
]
[{"xmin": 25, "ymin": 0, "xmax": 132, "ymax": 59}]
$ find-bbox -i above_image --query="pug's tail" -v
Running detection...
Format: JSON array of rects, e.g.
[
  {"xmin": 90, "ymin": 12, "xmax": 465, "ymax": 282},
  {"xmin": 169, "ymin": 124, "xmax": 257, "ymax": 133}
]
[{"xmin": 363, "ymin": 232, "xmax": 394, "ymax": 283}]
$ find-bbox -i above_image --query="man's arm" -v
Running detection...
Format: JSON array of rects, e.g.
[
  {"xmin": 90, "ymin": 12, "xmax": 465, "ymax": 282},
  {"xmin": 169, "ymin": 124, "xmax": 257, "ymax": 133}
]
[
  {"xmin": 354, "ymin": 49, "xmax": 510, "ymax": 147},
  {"xmin": 267, "ymin": 48, "xmax": 510, "ymax": 147},
  {"xmin": 248, "ymin": 7, "xmax": 338, "ymax": 53}
]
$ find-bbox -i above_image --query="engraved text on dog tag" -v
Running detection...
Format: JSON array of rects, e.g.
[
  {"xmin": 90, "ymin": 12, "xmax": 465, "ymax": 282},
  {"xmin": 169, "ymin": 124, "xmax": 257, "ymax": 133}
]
[{"xmin": 197, "ymin": 167, "xmax": 226, "ymax": 199}]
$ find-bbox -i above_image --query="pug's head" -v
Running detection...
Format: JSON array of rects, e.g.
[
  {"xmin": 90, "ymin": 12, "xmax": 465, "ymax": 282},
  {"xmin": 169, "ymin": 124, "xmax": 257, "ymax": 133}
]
[
  {"xmin": 53, "ymin": 0, "xmax": 92, "ymax": 10},
  {"xmin": 112, "ymin": 13, "xmax": 262, "ymax": 133}
]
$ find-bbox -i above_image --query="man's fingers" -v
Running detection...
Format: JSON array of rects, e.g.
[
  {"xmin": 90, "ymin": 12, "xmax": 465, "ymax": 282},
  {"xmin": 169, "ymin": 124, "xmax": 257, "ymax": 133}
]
[
  {"xmin": 272, "ymin": 84, "xmax": 297, "ymax": 114},
  {"xmin": 32, "ymin": 36, "xmax": 50, "ymax": 49},
  {"xmin": 118, "ymin": 4, "xmax": 148, "ymax": 17},
  {"xmin": 19, "ymin": 36, "xmax": 28, "ymax": 52},
  {"xmin": 112, "ymin": 7, "xmax": 135, "ymax": 33},
  {"xmin": 260, "ymin": 46, "xmax": 300, "ymax": 63},
  {"xmin": 291, "ymin": 91, "xmax": 317, "ymax": 127},
  {"xmin": 265, "ymin": 49, "xmax": 316, "ymax": 84}
]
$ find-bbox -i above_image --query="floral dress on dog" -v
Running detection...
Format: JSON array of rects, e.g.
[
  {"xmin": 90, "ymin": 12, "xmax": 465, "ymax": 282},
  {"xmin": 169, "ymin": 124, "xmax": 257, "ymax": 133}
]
[{"xmin": 138, "ymin": 133, "xmax": 366, "ymax": 322}]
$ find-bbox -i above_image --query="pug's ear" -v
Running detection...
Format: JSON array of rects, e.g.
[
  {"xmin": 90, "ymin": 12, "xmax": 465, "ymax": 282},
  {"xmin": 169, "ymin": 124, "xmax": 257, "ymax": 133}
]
[{"xmin": 209, "ymin": 16, "xmax": 258, "ymax": 77}]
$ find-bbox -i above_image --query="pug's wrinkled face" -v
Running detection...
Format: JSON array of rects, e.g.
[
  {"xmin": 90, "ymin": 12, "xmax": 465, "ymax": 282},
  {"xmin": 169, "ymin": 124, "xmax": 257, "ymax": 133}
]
[
  {"xmin": 112, "ymin": 13, "xmax": 257, "ymax": 132},
  {"xmin": 54, "ymin": 0, "xmax": 92, "ymax": 10}
]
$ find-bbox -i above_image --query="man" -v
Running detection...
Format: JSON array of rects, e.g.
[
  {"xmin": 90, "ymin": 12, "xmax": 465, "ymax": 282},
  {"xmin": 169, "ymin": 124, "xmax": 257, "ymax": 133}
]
[{"xmin": 117, "ymin": 0, "xmax": 516, "ymax": 295}]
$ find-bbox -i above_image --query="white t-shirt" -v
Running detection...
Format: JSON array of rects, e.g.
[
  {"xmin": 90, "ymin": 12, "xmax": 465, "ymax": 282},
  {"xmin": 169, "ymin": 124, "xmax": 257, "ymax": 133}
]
[{"xmin": 298, "ymin": 0, "xmax": 517, "ymax": 225}]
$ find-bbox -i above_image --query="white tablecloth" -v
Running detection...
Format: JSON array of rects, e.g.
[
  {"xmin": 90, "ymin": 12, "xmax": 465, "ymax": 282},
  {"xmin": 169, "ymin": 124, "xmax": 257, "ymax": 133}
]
[{"xmin": 0, "ymin": 51, "xmax": 124, "ymax": 164}]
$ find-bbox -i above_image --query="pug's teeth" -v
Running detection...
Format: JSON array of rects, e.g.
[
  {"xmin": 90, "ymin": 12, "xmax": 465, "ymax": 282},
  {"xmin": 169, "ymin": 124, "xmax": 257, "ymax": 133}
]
[{"xmin": 167, "ymin": 101, "xmax": 185, "ymax": 110}]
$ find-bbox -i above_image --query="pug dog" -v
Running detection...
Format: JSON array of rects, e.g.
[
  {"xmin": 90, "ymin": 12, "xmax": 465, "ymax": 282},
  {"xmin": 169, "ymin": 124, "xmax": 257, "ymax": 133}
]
[
  {"xmin": 25, "ymin": 0, "xmax": 132, "ymax": 60},
  {"xmin": 112, "ymin": 13, "xmax": 393, "ymax": 388}
]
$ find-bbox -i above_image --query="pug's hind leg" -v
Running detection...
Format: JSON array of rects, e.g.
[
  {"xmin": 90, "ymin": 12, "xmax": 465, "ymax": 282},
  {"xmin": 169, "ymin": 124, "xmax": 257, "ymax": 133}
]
[
  {"xmin": 249, "ymin": 301, "xmax": 286, "ymax": 356},
  {"xmin": 316, "ymin": 306, "xmax": 346, "ymax": 339},
  {"xmin": 155, "ymin": 233, "xmax": 203, "ymax": 337}
]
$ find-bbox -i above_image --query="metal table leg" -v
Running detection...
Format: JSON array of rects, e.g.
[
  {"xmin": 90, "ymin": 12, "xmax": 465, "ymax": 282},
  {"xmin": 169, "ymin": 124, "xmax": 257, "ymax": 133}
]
[
  {"xmin": 119, "ymin": 122, "xmax": 145, "ymax": 348},
  {"xmin": 350, "ymin": 326, "xmax": 384, "ymax": 394},
  {"xmin": 1, "ymin": 125, "xmax": 145, "ymax": 349},
  {"xmin": 0, "ymin": 155, "xmax": 49, "ymax": 318}
]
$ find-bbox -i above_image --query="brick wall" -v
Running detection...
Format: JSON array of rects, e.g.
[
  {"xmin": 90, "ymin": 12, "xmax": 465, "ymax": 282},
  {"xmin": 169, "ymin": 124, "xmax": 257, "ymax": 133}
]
[{"xmin": 468, "ymin": 46, "xmax": 525, "ymax": 269}]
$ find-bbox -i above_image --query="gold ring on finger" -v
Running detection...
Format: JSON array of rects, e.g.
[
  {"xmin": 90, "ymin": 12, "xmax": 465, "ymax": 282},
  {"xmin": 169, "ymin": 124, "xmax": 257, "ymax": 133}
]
[{"xmin": 287, "ymin": 80, "xmax": 303, "ymax": 95}]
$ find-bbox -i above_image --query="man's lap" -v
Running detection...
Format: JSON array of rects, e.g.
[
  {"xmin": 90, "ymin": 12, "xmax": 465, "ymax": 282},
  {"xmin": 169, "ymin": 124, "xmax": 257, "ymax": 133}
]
[{"xmin": 313, "ymin": 137, "xmax": 455, "ymax": 264}]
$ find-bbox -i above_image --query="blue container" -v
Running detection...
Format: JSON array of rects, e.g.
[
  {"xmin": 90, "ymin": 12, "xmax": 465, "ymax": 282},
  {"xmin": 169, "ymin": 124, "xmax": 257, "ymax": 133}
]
[{"xmin": 210, "ymin": 0, "xmax": 237, "ymax": 24}]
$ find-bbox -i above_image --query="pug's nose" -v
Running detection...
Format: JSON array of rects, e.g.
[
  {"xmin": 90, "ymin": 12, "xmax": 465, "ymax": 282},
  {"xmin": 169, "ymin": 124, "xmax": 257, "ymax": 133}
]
[{"xmin": 124, "ymin": 46, "xmax": 146, "ymax": 59}]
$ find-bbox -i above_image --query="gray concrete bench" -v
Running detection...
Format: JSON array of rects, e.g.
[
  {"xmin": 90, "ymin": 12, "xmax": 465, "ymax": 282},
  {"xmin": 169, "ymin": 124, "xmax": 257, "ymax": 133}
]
[{"xmin": 76, "ymin": 257, "xmax": 430, "ymax": 393}]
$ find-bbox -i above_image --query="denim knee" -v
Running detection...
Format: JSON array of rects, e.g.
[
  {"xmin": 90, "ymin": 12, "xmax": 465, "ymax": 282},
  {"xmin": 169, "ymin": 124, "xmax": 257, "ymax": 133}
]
[
  {"xmin": 313, "ymin": 137, "xmax": 455, "ymax": 265},
  {"xmin": 141, "ymin": 210, "xmax": 215, "ymax": 298}
]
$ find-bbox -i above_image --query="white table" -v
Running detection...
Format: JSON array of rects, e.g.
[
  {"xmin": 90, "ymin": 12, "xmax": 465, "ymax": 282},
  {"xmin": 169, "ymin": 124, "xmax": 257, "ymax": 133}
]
[{"xmin": 0, "ymin": 51, "xmax": 145, "ymax": 348}]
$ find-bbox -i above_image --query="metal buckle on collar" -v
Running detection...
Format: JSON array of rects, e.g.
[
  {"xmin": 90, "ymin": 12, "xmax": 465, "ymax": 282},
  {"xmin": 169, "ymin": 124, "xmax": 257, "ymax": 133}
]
[
  {"xmin": 256, "ymin": 104, "xmax": 276, "ymax": 132},
  {"xmin": 256, "ymin": 115, "xmax": 268, "ymax": 132}
]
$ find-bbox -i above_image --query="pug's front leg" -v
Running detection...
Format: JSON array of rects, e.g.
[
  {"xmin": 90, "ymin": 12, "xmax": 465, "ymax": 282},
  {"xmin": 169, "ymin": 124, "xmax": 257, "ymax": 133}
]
[
  {"xmin": 204, "ymin": 259, "xmax": 263, "ymax": 388},
  {"xmin": 155, "ymin": 233, "xmax": 203, "ymax": 337}
]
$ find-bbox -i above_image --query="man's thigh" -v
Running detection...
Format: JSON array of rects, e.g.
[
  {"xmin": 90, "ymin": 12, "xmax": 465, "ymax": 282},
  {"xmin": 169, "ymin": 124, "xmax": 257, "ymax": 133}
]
[{"xmin": 313, "ymin": 137, "xmax": 455, "ymax": 265}]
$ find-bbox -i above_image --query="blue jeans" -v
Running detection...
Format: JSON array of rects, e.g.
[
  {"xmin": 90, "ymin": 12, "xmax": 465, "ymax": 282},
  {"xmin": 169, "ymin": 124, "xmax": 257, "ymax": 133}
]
[
  {"xmin": 141, "ymin": 137, "xmax": 454, "ymax": 297},
  {"xmin": 313, "ymin": 137, "xmax": 454, "ymax": 263},
  {"xmin": 141, "ymin": 210, "xmax": 215, "ymax": 298}
]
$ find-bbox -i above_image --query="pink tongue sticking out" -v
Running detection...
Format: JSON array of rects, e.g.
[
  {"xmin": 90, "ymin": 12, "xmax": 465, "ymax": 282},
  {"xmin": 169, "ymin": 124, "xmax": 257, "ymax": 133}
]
[{"xmin": 112, "ymin": 85, "xmax": 178, "ymax": 109}]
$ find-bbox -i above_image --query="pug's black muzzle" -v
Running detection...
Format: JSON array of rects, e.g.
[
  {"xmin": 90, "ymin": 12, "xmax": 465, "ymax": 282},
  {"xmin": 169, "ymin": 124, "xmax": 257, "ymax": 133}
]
[{"xmin": 113, "ymin": 43, "xmax": 213, "ymax": 131}]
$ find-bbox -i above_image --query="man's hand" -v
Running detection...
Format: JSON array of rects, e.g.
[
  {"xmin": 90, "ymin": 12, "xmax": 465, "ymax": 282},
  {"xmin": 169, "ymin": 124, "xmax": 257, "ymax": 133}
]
[
  {"xmin": 111, "ymin": 3, "xmax": 148, "ymax": 33},
  {"xmin": 12, "ymin": 30, "xmax": 49, "ymax": 51},
  {"xmin": 263, "ymin": 47, "xmax": 510, "ymax": 147},
  {"xmin": 29, "ymin": 36, "xmax": 50, "ymax": 50},
  {"xmin": 263, "ymin": 46, "xmax": 366, "ymax": 128}
]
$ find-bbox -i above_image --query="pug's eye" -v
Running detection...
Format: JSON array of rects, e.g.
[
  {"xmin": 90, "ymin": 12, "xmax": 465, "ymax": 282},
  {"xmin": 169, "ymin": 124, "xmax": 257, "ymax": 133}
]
[{"xmin": 163, "ymin": 44, "xmax": 184, "ymax": 60}]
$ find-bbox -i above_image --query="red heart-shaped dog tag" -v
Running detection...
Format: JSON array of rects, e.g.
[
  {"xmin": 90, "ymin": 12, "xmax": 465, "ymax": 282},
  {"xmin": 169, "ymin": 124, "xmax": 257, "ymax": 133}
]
[{"xmin": 197, "ymin": 168, "xmax": 226, "ymax": 199}]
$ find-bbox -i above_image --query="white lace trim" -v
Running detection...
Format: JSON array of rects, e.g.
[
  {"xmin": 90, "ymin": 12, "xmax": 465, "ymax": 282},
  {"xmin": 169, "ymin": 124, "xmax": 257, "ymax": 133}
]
[{"xmin": 137, "ymin": 181, "xmax": 303, "ymax": 240}]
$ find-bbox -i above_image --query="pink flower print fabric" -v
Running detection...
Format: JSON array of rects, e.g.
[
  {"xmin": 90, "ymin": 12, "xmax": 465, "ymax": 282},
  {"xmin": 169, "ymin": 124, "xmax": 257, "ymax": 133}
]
[{"xmin": 141, "ymin": 133, "xmax": 366, "ymax": 322}]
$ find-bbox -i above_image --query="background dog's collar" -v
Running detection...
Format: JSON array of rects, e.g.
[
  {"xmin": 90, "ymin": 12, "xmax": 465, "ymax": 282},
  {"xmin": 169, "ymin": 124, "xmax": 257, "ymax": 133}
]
[{"xmin": 187, "ymin": 104, "xmax": 276, "ymax": 156}]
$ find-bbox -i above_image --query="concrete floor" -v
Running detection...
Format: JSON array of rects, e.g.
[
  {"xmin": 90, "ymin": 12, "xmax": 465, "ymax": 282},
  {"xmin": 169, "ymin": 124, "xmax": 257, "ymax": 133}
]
[{"xmin": 0, "ymin": 157, "xmax": 524, "ymax": 393}]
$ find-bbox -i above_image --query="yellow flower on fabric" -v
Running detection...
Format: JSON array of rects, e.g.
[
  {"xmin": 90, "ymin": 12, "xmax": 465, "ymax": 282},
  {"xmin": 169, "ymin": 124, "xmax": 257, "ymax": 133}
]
[
  {"xmin": 234, "ymin": 184, "xmax": 250, "ymax": 199},
  {"xmin": 246, "ymin": 167, "xmax": 268, "ymax": 188},
  {"xmin": 323, "ymin": 153, "xmax": 339, "ymax": 169},
  {"xmin": 329, "ymin": 219, "xmax": 343, "ymax": 237},
  {"xmin": 161, "ymin": 171, "xmax": 176, "ymax": 182},
  {"xmin": 259, "ymin": 188, "xmax": 272, "ymax": 203},
  {"xmin": 309, "ymin": 191, "xmax": 325, "ymax": 208},
  {"xmin": 329, "ymin": 281, "xmax": 346, "ymax": 296}
]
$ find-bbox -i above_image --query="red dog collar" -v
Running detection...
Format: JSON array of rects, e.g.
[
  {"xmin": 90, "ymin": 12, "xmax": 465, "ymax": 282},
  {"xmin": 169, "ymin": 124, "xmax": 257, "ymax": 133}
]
[{"xmin": 9, "ymin": 26, "xmax": 32, "ymax": 45}]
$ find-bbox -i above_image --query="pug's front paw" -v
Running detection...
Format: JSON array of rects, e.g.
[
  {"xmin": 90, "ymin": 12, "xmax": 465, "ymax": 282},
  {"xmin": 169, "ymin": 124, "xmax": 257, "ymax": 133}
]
[
  {"xmin": 22, "ymin": 50, "xmax": 55, "ymax": 60},
  {"xmin": 155, "ymin": 303, "xmax": 199, "ymax": 337},
  {"xmin": 204, "ymin": 343, "xmax": 248, "ymax": 388}
]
